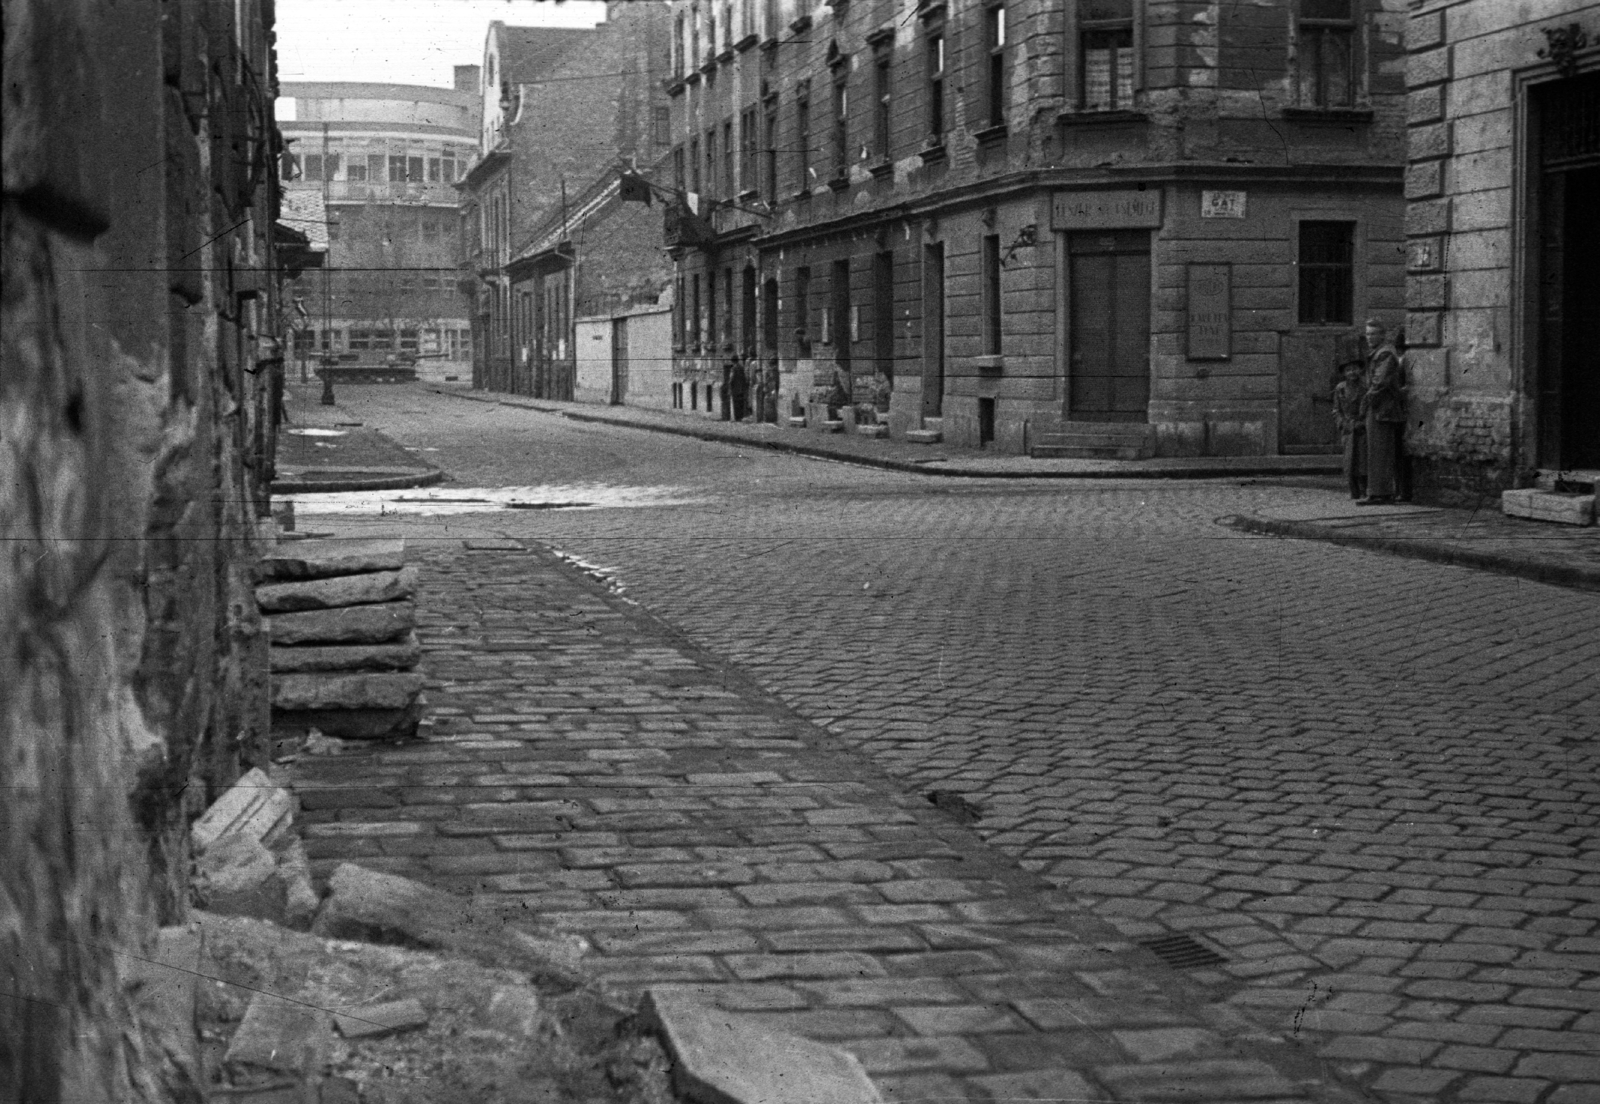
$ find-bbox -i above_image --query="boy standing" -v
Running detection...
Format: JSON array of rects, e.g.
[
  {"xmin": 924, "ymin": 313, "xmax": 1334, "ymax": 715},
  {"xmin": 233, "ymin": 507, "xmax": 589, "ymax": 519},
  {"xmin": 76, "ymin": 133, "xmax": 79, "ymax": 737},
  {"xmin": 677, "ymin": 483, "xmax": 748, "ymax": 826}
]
[{"xmin": 1333, "ymin": 360, "xmax": 1368, "ymax": 499}]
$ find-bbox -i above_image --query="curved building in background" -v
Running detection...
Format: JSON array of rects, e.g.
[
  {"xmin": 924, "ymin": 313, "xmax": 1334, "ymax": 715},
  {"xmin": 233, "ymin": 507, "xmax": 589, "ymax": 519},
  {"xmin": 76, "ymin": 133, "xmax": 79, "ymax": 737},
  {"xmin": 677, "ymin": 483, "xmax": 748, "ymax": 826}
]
[{"xmin": 279, "ymin": 74, "xmax": 481, "ymax": 382}]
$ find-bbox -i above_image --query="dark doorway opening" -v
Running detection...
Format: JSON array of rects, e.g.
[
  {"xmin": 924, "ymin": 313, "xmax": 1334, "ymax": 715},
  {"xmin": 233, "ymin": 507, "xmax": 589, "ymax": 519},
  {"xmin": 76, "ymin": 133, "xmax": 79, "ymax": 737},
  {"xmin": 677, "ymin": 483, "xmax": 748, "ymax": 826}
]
[
  {"xmin": 1536, "ymin": 72, "xmax": 1600, "ymax": 470},
  {"xmin": 978, "ymin": 397, "xmax": 995, "ymax": 447},
  {"xmin": 873, "ymin": 251, "xmax": 895, "ymax": 413},
  {"xmin": 922, "ymin": 242, "xmax": 945, "ymax": 419}
]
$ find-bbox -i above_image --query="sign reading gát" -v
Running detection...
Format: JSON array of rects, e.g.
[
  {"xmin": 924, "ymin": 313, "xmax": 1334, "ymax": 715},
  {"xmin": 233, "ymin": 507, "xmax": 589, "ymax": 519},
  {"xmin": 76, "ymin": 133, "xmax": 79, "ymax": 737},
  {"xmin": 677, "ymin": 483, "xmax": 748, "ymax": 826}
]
[
  {"xmin": 1051, "ymin": 189, "xmax": 1163, "ymax": 230},
  {"xmin": 1201, "ymin": 190, "xmax": 1247, "ymax": 219},
  {"xmin": 1187, "ymin": 263, "xmax": 1231, "ymax": 360}
]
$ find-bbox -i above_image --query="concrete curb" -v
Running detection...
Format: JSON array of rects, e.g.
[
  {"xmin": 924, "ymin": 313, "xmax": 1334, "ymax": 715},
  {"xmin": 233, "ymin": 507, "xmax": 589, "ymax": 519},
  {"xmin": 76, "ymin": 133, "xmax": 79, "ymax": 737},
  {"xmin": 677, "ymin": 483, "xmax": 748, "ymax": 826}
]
[
  {"xmin": 272, "ymin": 467, "xmax": 444, "ymax": 495},
  {"xmin": 430, "ymin": 387, "xmax": 1340, "ymax": 481},
  {"xmin": 1225, "ymin": 513, "xmax": 1600, "ymax": 593}
]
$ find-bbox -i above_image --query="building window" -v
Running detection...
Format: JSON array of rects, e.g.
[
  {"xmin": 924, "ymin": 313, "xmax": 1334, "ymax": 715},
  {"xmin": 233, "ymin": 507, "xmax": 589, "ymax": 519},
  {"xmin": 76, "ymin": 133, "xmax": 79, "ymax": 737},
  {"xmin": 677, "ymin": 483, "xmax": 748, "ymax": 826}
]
[
  {"xmin": 830, "ymin": 258, "xmax": 851, "ymax": 366},
  {"xmin": 690, "ymin": 136, "xmax": 701, "ymax": 193},
  {"xmin": 674, "ymin": 13, "xmax": 686, "ymax": 75},
  {"xmin": 389, "ymin": 155, "xmax": 407, "ymax": 183},
  {"xmin": 707, "ymin": 3, "xmax": 717, "ymax": 58},
  {"xmin": 740, "ymin": 107, "xmax": 759, "ymax": 193},
  {"xmin": 832, "ymin": 68, "xmax": 849, "ymax": 180},
  {"xmin": 443, "ymin": 153, "xmax": 457, "ymax": 181},
  {"xmin": 304, "ymin": 154, "xmax": 323, "ymax": 181},
  {"xmin": 707, "ymin": 269, "xmax": 719, "ymax": 349},
  {"xmin": 982, "ymin": 234, "xmax": 1002, "ymax": 354},
  {"xmin": 874, "ymin": 51, "xmax": 892, "ymax": 162},
  {"xmin": 764, "ymin": 0, "xmax": 779, "ymax": 40},
  {"xmin": 673, "ymin": 145, "xmax": 687, "ymax": 193},
  {"xmin": 655, "ymin": 106, "xmax": 671, "ymax": 147},
  {"xmin": 705, "ymin": 128, "xmax": 718, "ymax": 198},
  {"xmin": 795, "ymin": 266, "xmax": 811, "ymax": 355},
  {"xmin": 925, "ymin": 26, "xmax": 945, "ymax": 140},
  {"xmin": 1298, "ymin": 221, "xmax": 1355, "ymax": 325},
  {"xmin": 428, "ymin": 158, "xmax": 441, "ymax": 182},
  {"xmin": 985, "ymin": 5, "xmax": 1007, "ymax": 128},
  {"xmin": 763, "ymin": 100, "xmax": 779, "ymax": 204},
  {"xmin": 368, "ymin": 154, "xmax": 386, "ymax": 182},
  {"xmin": 795, "ymin": 81, "xmax": 812, "ymax": 191},
  {"xmin": 1297, "ymin": 0, "xmax": 1355, "ymax": 109},
  {"xmin": 408, "ymin": 156, "xmax": 424, "ymax": 183},
  {"xmin": 1081, "ymin": 0, "xmax": 1134, "ymax": 111},
  {"xmin": 347, "ymin": 159, "xmax": 367, "ymax": 182},
  {"xmin": 723, "ymin": 118, "xmax": 735, "ymax": 197},
  {"xmin": 722, "ymin": 266, "xmax": 734, "ymax": 347}
]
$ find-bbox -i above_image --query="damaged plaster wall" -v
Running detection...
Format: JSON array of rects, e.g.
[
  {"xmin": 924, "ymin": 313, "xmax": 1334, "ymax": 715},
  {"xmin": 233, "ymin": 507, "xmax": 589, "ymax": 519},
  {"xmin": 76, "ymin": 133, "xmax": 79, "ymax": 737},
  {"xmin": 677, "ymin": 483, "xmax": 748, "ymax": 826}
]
[{"xmin": 2, "ymin": 0, "xmax": 278, "ymax": 1099}]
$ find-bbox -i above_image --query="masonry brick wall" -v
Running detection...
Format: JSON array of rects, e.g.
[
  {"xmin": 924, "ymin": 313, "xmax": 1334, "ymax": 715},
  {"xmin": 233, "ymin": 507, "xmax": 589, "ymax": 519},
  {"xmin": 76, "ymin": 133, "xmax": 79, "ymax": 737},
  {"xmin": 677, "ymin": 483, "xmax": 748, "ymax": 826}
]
[
  {"xmin": 1403, "ymin": 0, "xmax": 1599, "ymax": 493},
  {"xmin": 2, "ymin": 0, "xmax": 278, "ymax": 1095}
]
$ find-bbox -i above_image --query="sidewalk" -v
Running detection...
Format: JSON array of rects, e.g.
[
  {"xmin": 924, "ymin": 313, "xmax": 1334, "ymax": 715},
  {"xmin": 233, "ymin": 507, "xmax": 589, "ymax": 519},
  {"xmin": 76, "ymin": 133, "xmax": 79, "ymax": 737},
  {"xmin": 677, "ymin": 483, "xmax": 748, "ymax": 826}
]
[
  {"xmin": 274, "ymin": 380, "xmax": 442, "ymax": 493},
  {"xmin": 290, "ymin": 540, "xmax": 1371, "ymax": 1104},
  {"xmin": 429, "ymin": 383, "xmax": 1342, "ymax": 481},
  {"xmin": 1227, "ymin": 493, "xmax": 1600, "ymax": 593}
]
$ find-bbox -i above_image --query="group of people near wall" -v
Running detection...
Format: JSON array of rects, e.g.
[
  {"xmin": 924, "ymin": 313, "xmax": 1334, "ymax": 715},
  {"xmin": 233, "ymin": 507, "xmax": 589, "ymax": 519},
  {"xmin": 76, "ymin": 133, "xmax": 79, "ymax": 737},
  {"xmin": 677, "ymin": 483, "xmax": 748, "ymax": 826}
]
[
  {"xmin": 720, "ymin": 347, "xmax": 779, "ymax": 423},
  {"xmin": 1334, "ymin": 319, "xmax": 1413, "ymax": 504}
]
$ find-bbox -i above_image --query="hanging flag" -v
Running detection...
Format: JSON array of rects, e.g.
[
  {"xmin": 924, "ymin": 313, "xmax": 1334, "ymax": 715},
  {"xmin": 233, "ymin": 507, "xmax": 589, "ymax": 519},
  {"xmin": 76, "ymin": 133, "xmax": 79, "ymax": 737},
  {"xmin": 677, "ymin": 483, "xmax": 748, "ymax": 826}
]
[{"xmin": 619, "ymin": 171, "xmax": 653, "ymax": 206}]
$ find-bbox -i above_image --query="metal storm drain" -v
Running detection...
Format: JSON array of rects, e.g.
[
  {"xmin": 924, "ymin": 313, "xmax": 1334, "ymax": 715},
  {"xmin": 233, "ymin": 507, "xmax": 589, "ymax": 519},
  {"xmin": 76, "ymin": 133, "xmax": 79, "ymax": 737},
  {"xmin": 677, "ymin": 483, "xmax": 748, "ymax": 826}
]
[{"xmin": 1137, "ymin": 933, "xmax": 1228, "ymax": 970}]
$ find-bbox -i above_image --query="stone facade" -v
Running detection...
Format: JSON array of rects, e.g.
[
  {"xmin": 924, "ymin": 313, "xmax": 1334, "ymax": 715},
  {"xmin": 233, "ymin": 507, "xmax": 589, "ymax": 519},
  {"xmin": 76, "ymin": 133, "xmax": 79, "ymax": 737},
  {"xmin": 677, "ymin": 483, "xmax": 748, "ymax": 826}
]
[
  {"xmin": 2, "ymin": 0, "xmax": 281, "ymax": 1097},
  {"xmin": 280, "ymin": 78, "xmax": 481, "ymax": 382},
  {"xmin": 664, "ymin": 0, "xmax": 1408, "ymax": 454},
  {"xmin": 459, "ymin": 3, "xmax": 674, "ymax": 396},
  {"xmin": 1403, "ymin": 0, "xmax": 1600, "ymax": 502}
]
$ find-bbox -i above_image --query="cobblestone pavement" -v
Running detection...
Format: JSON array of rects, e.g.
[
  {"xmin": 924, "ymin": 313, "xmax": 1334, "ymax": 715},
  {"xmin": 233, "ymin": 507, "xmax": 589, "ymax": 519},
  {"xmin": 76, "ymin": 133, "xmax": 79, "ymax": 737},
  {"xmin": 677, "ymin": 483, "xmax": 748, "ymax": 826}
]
[{"xmin": 292, "ymin": 385, "xmax": 1600, "ymax": 1103}]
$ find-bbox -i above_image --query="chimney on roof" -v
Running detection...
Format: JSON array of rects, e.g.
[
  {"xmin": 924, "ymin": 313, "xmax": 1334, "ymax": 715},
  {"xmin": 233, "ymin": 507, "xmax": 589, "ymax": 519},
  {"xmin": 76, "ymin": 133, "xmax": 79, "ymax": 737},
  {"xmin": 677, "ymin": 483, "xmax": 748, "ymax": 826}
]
[{"xmin": 454, "ymin": 65, "xmax": 481, "ymax": 93}]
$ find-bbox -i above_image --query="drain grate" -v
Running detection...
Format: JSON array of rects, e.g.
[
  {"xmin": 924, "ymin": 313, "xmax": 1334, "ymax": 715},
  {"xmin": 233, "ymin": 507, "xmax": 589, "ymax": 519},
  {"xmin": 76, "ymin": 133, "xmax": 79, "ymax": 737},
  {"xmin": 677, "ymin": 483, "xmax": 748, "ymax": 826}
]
[{"xmin": 1137, "ymin": 933, "xmax": 1228, "ymax": 970}]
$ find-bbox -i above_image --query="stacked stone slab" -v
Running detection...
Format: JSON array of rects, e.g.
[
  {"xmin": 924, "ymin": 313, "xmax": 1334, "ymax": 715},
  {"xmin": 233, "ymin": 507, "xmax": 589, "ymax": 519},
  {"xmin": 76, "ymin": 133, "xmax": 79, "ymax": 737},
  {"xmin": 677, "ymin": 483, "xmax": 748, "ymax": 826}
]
[{"xmin": 259, "ymin": 539, "xmax": 424, "ymax": 739}]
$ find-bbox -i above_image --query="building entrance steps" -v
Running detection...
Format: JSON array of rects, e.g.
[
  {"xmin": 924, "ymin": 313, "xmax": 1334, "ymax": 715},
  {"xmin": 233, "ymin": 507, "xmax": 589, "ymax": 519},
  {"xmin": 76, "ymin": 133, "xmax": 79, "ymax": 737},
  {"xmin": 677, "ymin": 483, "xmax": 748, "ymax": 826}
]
[{"xmin": 289, "ymin": 542, "xmax": 1372, "ymax": 1103}]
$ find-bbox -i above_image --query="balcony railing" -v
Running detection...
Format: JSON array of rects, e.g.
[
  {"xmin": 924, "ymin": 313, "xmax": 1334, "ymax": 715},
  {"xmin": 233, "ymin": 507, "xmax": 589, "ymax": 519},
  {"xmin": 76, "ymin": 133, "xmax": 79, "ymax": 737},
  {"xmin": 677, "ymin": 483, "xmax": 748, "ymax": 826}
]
[{"xmin": 320, "ymin": 180, "xmax": 460, "ymax": 205}]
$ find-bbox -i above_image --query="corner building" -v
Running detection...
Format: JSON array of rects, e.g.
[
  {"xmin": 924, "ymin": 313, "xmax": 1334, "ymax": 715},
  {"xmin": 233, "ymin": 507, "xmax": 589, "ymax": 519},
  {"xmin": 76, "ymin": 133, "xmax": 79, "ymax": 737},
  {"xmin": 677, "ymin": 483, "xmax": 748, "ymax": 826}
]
[
  {"xmin": 666, "ymin": 0, "xmax": 1408, "ymax": 455},
  {"xmin": 1403, "ymin": 1, "xmax": 1600, "ymax": 500},
  {"xmin": 279, "ymin": 79, "xmax": 481, "ymax": 381}
]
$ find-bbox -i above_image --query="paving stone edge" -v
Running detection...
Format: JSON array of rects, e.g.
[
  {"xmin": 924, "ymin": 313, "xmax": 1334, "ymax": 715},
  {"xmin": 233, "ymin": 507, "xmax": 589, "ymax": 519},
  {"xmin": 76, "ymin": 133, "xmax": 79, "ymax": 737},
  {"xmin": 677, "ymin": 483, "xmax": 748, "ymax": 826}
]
[
  {"xmin": 272, "ymin": 467, "xmax": 444, "ymax": 495},
  {"xmin": 429, "ymin": 388, "xmax": 1341, "ymax": 481},
  {"xmin": 1225, "ymin": 513, "xmax": 1600, "ymax": 593}
]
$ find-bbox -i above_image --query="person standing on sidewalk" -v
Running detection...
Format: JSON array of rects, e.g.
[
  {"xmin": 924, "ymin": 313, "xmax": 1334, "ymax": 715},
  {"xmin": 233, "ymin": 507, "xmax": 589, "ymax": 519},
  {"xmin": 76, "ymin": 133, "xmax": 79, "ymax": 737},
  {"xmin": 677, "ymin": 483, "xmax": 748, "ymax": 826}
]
[
  {"xmin": 1360, "ymin": 318, "xmax": 1407, "ymax": 505},
  {"xmin": 1334, "ymin": 359, "xmax": 1368, "ymax": 500}
]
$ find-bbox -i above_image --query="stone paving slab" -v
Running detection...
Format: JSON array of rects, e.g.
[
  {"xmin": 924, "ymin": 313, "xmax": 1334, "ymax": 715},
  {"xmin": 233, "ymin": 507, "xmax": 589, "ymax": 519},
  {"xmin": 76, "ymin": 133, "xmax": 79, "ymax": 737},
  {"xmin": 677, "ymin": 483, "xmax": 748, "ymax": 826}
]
[
  {"xmin": 1230, "ymin": 491, "xmax": 1600, "ymax": 592},
  {"xmin": 289, "ymin": 543, "xmax": 1371, "ymax": 1104}
]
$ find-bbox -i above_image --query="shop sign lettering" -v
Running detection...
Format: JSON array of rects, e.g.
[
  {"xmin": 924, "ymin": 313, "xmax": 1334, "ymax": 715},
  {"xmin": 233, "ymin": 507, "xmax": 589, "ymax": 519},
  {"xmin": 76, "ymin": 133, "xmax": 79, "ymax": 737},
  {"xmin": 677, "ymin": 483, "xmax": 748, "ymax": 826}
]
[{"xmin": 1051, "ymin": 189, "xmax": 1163, "ymax": 230}]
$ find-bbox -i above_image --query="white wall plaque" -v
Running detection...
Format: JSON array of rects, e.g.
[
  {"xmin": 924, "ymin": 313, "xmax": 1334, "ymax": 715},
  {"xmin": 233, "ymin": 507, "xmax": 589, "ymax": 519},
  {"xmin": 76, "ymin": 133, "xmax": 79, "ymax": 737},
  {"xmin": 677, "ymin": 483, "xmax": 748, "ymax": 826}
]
[{"xmin": 1201, "ymin": 190, "xmax": 1247, "ymax": 219}]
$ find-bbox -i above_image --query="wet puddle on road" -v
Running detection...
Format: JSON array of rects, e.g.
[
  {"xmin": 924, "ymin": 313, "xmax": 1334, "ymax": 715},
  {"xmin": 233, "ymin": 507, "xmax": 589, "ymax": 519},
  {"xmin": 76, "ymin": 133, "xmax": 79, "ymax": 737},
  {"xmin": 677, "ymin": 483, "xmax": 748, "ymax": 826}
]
[{"xmin": 283, "ymin": 484, "xmax": 705, "ymax": 514}]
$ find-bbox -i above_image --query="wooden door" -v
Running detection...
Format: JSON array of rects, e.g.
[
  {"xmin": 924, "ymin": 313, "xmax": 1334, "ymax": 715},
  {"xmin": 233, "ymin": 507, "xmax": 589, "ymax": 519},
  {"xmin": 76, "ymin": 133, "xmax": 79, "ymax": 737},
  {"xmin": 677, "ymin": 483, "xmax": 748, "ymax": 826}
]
[
  {"xmin": 1068, "ymin": 232, "xmax": 1150, "ymax": 422},
  {"xmin": 611, "ymin": 316, "xmax": 629, "ymax": 405},
  {"xmin": 922, "ymin": 243, "xmax": 945, "ymax": 418}
]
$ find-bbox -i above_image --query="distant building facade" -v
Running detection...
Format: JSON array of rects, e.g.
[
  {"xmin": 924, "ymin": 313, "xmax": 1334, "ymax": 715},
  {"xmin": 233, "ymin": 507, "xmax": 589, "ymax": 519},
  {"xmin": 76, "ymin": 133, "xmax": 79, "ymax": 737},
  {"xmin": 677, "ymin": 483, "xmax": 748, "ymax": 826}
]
[
  {"xmin": 1403, "ymin": 0, "xmax": 1600, "ymax": 501},
  {"xmin": 458, "ymin": 4, "xmax": 674, "ymax": 397},
  {"xmin": 662, "ymin": 0, "xmax": 1409, "ymax": 455},
  {"xmin": 280, "ymin": 76, "xmax": 481, "ymax": 381}
]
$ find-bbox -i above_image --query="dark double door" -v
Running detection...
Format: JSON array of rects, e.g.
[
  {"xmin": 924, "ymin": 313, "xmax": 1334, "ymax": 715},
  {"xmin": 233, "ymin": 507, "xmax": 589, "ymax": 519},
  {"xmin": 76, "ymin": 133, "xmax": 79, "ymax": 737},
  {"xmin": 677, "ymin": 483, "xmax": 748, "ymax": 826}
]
[{"xmin": 1068, "ymin": 230, "xmax": 1151, "ymax": 421}]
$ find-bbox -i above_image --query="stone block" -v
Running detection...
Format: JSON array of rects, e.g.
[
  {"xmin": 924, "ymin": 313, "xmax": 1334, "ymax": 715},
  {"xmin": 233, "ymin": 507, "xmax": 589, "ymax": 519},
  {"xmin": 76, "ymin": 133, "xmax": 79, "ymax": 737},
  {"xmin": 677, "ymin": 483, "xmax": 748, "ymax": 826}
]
[
  {"xmin": 1408, "ymin": 86, "xmax": 1444, "ymax": 125},
  {"xmin": 334, "ymin": 998, "xmax": 428, "ymax": 1039},
  {"xmin": 269, "ymin": 634, "xmax": 422, "ymax": 673},
  {"xmin": 1411, "ymin": 122, "xmax": 1451, "ymax": 160},
  {"xmin": 255, "ymin": 565, "xmax": 417, "ymax": 613},
  {"xmin": 268, "ymin": 601, "xmax": 415, "ymax": 645},
  {"xmin": 224, "ymin": 993, "xmax": 331, "ymax": 1075},
  {"xmin": 1411, "ymin": 45, "xmax": 1451, "ymax": 87},
  {"xmin": 194, "ymin": 834, "xmax": 287, "ymax": 923},
  {"xmin": 259, "ymin": 538, "xmax": 405, "ymax": 580},
  {"xmin": 1501, "ymin": 489, "xmax": 1595, "ymax": 527},
  {"xmin": 479, "ymin": 986, "xmax": 542, "ymax": 1037},
  {"xmin": 1407, "ymin": 275, "xmax": 1449, "ymax": 310},
  {"xmin": 1407, "ymin": 9, "xmax": 1444, "ymax": 52},
  {"xmin": 641, "ymin": 988, "xmax": 884, "ymax": 1104},
  {"xmin": 1405, "ymin": 161, "xmax": 1444, "ymax": 200},
  {"xmin": 271, "ymin": 672, "xmax": 424, "ymax": 712},
  {"xmin": 1406, "ymin": 311, "xmax": 1444, "ymax": 348},
  {"xmin": 1406, "ymin": 197, "xmax": 1451, "ymax": 237},
  {"xmin": 191, "ymin": 767, "xmax": 293, "ymax": 854},
  {"xmin": 311, "ymin": 862, "xmax": 589, "ymax": 985}
]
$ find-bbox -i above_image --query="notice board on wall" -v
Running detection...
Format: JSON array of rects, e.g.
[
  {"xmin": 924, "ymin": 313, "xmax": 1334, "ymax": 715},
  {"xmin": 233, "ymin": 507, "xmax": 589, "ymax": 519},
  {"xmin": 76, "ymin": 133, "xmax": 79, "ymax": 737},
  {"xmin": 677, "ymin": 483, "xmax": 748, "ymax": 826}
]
[{"xmin": 1187, "ymin": 263, "xmax": 1231, "ymax": 360}]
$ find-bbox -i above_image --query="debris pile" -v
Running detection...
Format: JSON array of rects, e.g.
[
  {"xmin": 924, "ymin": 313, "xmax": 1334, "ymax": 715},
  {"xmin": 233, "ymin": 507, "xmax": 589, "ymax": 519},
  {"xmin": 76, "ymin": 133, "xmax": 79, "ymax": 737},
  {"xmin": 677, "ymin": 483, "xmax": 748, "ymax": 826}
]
[{"xmin": 258, "ymin": 538, "xmax": 424, "ymax": 740}]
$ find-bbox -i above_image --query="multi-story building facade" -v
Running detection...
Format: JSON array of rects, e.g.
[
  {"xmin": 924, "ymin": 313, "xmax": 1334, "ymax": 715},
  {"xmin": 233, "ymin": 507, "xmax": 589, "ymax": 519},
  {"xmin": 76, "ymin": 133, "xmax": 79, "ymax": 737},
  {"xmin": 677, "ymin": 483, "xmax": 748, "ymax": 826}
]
[
  {"xmin": 664, "ymin": 0, "xmax": 1408, "ymax": 455},
  {"xmin": 1403, "ymin": 1, "xmax": 1600, "ymax": 502},
  {"xmin": 280, "ymin": 77, "xmax": 480, "ymax": 381},
  {"xmin": 459, "ymin": 5, "xmax": 674, "ymax": 396}
]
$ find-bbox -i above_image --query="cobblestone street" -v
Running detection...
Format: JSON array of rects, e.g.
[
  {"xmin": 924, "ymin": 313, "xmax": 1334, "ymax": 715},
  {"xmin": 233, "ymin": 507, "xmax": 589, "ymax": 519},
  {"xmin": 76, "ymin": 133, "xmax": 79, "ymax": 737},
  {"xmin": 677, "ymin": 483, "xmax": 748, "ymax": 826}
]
[{"xmin": 289, "ymin": 385, "xmax": 1600, "ymax": 1103}]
